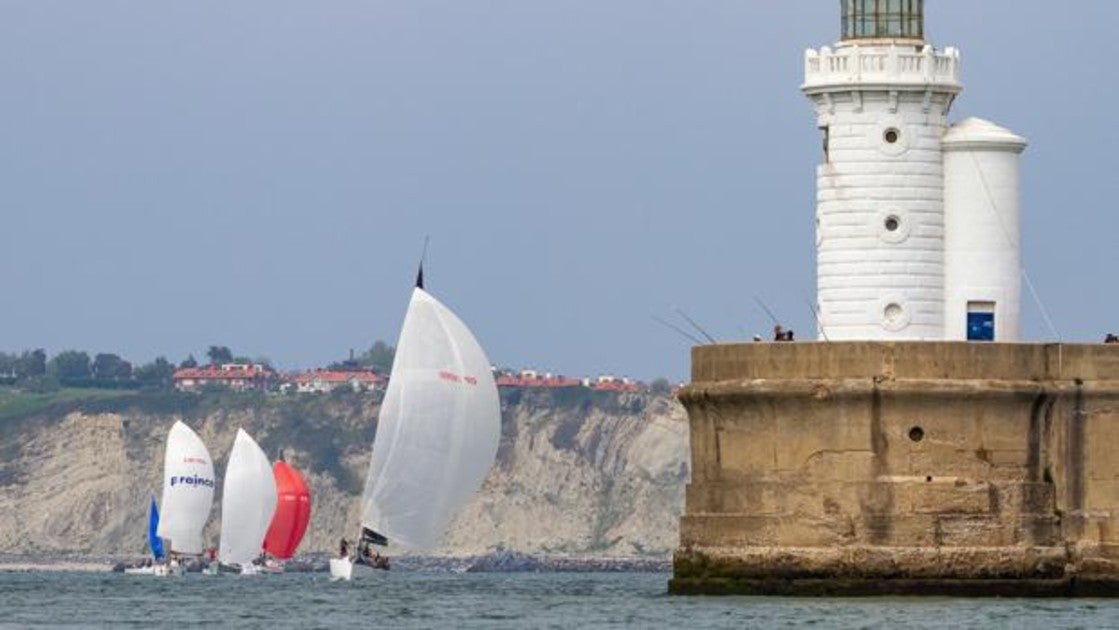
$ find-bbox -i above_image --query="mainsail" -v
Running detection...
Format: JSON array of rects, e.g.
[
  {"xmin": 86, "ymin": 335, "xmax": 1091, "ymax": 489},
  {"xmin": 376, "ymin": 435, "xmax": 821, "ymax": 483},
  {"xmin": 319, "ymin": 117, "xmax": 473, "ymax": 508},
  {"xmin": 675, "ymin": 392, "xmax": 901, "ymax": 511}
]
[
  {"xmin": 360, "ymin": 286, "xmax": 501, "ymax": 550},
  {"xmin": 218, "ymin": 429, "xmax": 278, "ymax": 567},
  {"xmin": 262, "ymin": 460, "xmax": 312, "ymax": 559},
  {"xmin": 156, "ymin": 421, "xmax": 215, "ymax": 555}
]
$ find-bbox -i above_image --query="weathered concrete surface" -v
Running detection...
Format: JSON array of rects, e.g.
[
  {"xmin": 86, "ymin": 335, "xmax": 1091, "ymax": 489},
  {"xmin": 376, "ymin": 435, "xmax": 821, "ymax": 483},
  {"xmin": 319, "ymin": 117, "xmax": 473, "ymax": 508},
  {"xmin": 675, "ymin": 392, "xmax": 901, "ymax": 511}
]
[{"xmin": 672, "ymin": 342, "xmax": 1119, "ymax": 596}]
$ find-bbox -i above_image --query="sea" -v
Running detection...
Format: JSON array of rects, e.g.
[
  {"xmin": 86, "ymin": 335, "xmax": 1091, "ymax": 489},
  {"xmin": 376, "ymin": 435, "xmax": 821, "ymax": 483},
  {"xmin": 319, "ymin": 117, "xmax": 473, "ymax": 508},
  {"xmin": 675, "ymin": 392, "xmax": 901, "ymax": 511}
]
[{"xmin": 1, "ymin": 571, "xmax": 1117, "ymax": 629}]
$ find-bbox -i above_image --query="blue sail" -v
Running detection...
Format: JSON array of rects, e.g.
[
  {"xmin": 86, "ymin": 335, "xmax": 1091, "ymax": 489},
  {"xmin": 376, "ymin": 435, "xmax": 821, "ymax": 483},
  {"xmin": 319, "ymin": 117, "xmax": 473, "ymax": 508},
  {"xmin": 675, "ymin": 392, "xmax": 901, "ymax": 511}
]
[{"xmin": 148, "ymin": 497, "xmax": 165, "ymax": 560}]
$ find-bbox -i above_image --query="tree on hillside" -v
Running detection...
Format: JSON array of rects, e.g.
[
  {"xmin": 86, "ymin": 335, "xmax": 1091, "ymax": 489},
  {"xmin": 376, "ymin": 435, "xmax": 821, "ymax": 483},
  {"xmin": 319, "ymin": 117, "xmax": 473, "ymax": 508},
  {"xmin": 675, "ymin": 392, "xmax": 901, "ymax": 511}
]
[
  {"xmin": 135, "ymin": 357, "xmax": 175, "ymax": 388},
  {"xmin": 179, "ymin": 354, "xmax": 198, "ymax": 369},
  {"xmin": 16, "ymin": 349, "xmax": 47, "ymax": 379},
  {"xmin": 207, "ymin": 346, "xmax": 234, "ymax": 365},
  {"xmin": 49, "ymin": 350, "xmax": 93, "ymax": 381},
  {"xmin": 93, "ymin": 353, "xmax": 132, "ymax": 380},
  {"xmin": 360, "ymin": 341, "xmax": 395, "ymax": 374},
  {"xmin": 0, "ymin": 352, "xmax": 18, "ymax": 376},
  {"xmin": 649, "ymin": 377, "xmax": 673, "ymax": 395}
]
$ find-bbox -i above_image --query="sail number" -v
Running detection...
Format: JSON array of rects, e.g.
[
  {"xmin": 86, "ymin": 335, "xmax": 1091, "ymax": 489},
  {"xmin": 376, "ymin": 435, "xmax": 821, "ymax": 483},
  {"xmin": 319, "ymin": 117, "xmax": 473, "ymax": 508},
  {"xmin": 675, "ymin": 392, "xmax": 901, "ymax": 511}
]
[{"xmin": 439, "ymin": 371, "xmax": 478, "ymax": 386}]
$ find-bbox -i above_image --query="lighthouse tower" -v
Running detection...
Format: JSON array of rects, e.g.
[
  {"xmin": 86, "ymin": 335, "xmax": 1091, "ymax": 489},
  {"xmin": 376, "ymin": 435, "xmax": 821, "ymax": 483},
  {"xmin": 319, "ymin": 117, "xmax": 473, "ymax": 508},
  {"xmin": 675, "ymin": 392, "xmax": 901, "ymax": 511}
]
[
  {"xmin": 803, "ymin": 0, "xmax": 961, "ymax": 340},
  {"xmin": 674, "ymin": 1, "xmax": 1119, "ymax": 599}
]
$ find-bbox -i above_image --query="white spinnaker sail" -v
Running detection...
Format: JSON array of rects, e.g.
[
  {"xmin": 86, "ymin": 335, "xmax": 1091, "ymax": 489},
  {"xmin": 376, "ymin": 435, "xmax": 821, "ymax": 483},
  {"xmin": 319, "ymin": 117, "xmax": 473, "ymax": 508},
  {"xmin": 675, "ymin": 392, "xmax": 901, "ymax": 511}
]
[
  {"xmin": 361, "ymin": 287, "xmax": 501, "ymax": 549},
  {"xmin": 219, "ymin": 429, "xmax": 278, "ymax": 566},
  {"xmin": 156, "ymin": 421, "xmax": 216, "ymax": 555}
]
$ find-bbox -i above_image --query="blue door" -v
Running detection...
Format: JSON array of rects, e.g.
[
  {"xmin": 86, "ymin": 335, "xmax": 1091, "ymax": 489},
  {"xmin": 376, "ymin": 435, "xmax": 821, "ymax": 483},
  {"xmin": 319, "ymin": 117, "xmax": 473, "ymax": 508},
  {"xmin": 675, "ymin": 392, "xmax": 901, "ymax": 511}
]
[{"xmin": 967, "ymin": 312, "xmax": 995, "ymax": 341}]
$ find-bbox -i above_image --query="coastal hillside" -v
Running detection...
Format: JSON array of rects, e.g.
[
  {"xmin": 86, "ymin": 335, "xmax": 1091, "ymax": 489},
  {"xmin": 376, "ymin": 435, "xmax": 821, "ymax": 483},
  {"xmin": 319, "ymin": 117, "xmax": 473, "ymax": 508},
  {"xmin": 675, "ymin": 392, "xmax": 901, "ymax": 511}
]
[{"xmin": 0, "ymin": 389, "xmax": 687, "ymax": 558}]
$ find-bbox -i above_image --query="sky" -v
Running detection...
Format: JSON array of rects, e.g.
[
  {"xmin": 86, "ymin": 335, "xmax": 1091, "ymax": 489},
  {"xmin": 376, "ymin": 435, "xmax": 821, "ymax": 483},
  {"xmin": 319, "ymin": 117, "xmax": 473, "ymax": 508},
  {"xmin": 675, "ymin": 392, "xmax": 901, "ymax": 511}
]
[{"xmin": 2, "ymin": 1, "xmax": 1118, "ymax": 381}]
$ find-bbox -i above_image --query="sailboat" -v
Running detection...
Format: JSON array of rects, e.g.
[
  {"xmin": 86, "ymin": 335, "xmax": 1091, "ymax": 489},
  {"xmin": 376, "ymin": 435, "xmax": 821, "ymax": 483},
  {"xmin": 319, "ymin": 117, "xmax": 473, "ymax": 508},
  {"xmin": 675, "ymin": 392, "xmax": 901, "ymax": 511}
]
[
  {"xmin": 217, "ymin": 429, "xmax": 278, "ymax": 575},
  {"xmin": 330, "ymin": 268, "xmax": 501, "ymax": 580},
  {"xmin": 155, "ymin": 420, "xmax": 216, "ymax": 576},
  {"xmin": 261, "ymin": 455, "xmax": 312, "ymax": 570},
  {"xmin": 123, "ymin": 496, "xmax": 165, "ymax": 575}
]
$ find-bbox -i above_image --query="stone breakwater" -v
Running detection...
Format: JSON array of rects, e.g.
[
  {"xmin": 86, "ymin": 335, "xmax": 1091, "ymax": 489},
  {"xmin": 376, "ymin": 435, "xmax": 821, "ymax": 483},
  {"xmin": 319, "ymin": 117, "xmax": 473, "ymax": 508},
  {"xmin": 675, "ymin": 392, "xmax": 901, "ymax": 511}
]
[{"xmin": 672, "ymin": 342, "xmax": 1119, "ymax": 597}]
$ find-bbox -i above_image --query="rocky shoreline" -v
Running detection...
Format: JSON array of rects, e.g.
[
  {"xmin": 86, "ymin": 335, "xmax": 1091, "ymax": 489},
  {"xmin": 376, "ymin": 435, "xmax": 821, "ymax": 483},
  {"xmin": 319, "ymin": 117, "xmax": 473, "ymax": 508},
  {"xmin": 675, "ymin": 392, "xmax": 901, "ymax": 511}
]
[{"xmin": 0, "ymin": 551, "xmax": 670, "ymax": 574}]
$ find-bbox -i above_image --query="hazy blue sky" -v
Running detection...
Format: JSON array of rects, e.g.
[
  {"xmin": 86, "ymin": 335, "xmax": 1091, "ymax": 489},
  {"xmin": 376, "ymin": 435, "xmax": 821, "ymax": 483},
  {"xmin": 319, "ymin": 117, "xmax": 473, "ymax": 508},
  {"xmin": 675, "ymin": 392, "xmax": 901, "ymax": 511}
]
[{"xmin": 2, "ymin": 1, "xmax": 1117, "ymax": 381}]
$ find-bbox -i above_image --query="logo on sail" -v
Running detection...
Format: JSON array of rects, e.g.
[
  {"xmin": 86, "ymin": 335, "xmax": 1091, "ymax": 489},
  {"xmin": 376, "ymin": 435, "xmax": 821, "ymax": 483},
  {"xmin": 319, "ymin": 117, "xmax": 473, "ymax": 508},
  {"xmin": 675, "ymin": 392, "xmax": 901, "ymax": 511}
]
[{"xmin": 170, "ymin": 474, "xmax": 215, "ymax": 488}]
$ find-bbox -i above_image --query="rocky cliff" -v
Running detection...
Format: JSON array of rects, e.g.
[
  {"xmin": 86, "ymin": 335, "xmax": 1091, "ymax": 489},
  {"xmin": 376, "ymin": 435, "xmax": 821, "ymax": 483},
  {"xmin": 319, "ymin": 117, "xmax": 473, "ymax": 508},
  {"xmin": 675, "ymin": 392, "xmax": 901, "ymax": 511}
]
[{"xmin": 0, "ymin": 389, "xmax": 687, "ymax": 558}]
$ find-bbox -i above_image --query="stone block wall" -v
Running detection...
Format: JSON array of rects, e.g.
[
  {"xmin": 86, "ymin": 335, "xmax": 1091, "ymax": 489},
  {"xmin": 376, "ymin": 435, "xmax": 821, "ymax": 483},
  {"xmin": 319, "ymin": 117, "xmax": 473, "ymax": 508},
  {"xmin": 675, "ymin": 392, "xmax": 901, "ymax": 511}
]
[{"xmin": 671, "ymin": 342, "xmax": 1119, "ymax": 596}]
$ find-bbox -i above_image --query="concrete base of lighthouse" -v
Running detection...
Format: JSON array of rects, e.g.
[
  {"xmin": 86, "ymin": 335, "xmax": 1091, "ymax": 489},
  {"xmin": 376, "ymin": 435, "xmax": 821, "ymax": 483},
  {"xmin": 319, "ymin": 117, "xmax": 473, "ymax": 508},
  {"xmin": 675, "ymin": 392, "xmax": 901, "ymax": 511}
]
[{"xmin": 670, "ymin": 342, "xmax": 1119, "ymax": 596}]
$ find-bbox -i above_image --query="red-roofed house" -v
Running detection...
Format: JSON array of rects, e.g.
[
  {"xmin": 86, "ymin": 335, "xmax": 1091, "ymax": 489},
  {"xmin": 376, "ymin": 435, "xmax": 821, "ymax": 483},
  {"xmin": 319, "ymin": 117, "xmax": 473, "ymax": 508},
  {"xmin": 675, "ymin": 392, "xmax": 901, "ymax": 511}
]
[
  {"xmin": 495, "ymin": 369, "xmax": 583, "ymax": 389},
  {"xmin": 287, "ymin": 369, "xmax": 384, "ymax": 394},
  {"xmin": 173, "ymin": 363, "xmax": 275, "ymax": 392},
  {"xmin": 588, "ymin": 375, "xmax": 640, "ymax": 393}
]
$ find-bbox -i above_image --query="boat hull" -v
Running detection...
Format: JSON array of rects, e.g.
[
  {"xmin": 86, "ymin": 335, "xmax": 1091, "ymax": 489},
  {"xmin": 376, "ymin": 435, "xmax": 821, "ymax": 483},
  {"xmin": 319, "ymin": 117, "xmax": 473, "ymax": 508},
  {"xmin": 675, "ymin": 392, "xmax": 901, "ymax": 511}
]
[
  {"xmin": 329, "ymin": 557, "xmax": 353, "ymax": 581},
  {"xmin": 153, "ymin": 563, "xmax": 185, "ymax": 577}
]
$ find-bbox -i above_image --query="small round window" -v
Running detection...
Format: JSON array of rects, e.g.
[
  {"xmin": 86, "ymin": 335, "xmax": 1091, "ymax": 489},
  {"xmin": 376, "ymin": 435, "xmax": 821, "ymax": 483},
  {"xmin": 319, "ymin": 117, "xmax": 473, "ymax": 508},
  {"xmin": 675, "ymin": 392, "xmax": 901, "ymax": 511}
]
[
  {"xmin": 880, "ymin": 297, "xmax": 911, "ymax": 331},
  {"xmin": 884, "ymin": 303, "xmax": 904, "ymax": 324},
  {"xmin": 884, "ymin": 128, "xmax": 900, "ymax": 144},
  {"xmin": 884, "ymin": 216, "xmax": 900, "ymax": 232}
]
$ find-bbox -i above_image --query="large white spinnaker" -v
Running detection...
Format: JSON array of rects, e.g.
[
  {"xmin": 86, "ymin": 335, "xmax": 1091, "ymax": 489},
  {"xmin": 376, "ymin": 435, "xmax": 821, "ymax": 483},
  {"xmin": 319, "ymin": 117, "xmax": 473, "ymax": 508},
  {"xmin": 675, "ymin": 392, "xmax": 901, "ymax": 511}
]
[
  {"xmin": 157, "ymin": 421, "xmax": 216, "ymax": 555},
  {"xmin": 360, "ymin": 286, "xmax": 501, "ymax": 550},
  {"xmin": 219, "ymin": 429, "xmax": 278, "ymax": 567}
]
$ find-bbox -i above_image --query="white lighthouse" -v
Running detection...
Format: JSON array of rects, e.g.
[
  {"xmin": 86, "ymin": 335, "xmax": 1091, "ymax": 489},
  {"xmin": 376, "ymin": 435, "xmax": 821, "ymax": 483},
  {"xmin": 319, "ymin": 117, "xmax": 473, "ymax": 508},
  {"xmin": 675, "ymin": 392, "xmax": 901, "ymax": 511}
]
[{"xmin": 803, "ymin": 0, "xmax": 1026, "ymax": 342}]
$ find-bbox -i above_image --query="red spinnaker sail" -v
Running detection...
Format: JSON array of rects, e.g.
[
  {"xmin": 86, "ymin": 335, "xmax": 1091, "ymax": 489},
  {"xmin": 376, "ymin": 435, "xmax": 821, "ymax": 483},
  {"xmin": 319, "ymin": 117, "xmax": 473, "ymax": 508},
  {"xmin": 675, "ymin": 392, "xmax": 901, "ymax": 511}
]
[{"xmin": 262, "ymin": 461, "xmax": 311, "ymax": 559}]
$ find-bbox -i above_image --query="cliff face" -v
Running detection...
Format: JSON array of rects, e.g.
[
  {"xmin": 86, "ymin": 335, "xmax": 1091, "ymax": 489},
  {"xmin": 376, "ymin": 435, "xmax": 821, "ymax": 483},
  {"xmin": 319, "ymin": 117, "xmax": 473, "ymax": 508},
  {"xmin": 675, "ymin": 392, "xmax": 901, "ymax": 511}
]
[{"xmin": 0, "ymin": 390, "xmax": 687, "ymax": 557}]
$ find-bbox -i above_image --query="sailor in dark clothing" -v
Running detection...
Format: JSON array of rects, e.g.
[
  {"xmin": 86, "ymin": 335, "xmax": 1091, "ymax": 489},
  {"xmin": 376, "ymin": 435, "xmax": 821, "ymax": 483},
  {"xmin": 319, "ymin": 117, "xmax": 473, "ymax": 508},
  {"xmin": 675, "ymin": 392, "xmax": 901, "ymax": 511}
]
[
  {"xmin": 339, "ymin": 538, "xmax": 350, "ymax": 559},
  {"xmin": 361, "ymin": 547, "xmax": 390, "ymax": 570}
]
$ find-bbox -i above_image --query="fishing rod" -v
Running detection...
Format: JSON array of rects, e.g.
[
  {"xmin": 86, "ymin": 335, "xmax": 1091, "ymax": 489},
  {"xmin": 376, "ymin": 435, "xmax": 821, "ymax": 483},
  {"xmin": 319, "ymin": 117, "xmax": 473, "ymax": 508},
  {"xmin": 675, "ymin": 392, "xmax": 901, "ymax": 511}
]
[
  {"xmin": 652, "ymin": 315, "xmax": 704, "ymax": 346},
  {"xmin": 672, "ymin": 306, "xmax": 718, "ymax": 344},
  {"xmin": 804, "ymin": 297, "xmax": 830, "ymax": 342},
  {"xmin": 753, "ymin": 295, "xmax": 781, "ymax": 327}
]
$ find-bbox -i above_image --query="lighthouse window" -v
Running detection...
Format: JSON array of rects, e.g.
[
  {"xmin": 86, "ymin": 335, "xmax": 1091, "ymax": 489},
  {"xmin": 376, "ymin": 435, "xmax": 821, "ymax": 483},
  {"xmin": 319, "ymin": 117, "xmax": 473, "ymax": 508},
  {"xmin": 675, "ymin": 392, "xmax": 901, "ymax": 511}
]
[
  {"xmin": 884, "ymin": 303, "xmax": 903, "ymax": 324},
  {"xmin": 842, "ymin": 0, "xmax": 924, "ymax": 40},
  {"xmin": 884, "ymin": 215, "xmax": 900, "ymax": 232},
  {"xmin": 884, "ymin": 128, "xmax": 900, "ymax": 144}
]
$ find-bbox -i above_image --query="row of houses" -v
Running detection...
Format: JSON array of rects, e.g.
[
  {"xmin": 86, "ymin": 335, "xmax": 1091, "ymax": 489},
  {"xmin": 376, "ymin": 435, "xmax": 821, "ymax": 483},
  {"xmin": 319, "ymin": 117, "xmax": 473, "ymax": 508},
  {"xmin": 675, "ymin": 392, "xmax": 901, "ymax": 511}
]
[
  {"xmin": 493, "ymin": 370, "xmax": 641, "ymax": 393},
  {"xmin": 172, "ymin": 364, "xmax": 644, "ymax": 394},
  {"xmin": 173, "ymin": 364, "xmax": 384, "ymax": 394}
]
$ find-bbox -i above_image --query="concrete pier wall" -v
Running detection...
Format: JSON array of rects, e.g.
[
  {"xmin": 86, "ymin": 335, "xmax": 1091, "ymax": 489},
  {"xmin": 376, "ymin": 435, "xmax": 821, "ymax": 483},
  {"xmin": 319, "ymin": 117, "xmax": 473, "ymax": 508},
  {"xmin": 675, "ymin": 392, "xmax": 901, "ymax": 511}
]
[{"xmin": 671, "ymin": 342, "xmax": 1119, "ymax": 596}]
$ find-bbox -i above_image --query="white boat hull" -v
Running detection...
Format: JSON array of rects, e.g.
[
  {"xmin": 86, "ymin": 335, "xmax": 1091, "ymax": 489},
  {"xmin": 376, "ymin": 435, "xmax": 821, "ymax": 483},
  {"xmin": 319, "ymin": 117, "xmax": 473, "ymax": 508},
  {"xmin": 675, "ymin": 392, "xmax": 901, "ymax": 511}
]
[
  {"xmin": 153, "ymin": 562, "xmax": 185, "ymax": 577},
  {"xmin": 329, "ymin": 557, "xmax": 353, "ymax": 581}
]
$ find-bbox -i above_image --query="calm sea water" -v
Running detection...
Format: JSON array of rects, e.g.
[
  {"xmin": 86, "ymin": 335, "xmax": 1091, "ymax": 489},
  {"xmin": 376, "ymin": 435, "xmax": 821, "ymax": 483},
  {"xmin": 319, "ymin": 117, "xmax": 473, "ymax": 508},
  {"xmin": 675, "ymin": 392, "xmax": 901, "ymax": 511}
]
[{"xmin": 1, "ymin": 571, "xmax": 1116, "ymax": 629}]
